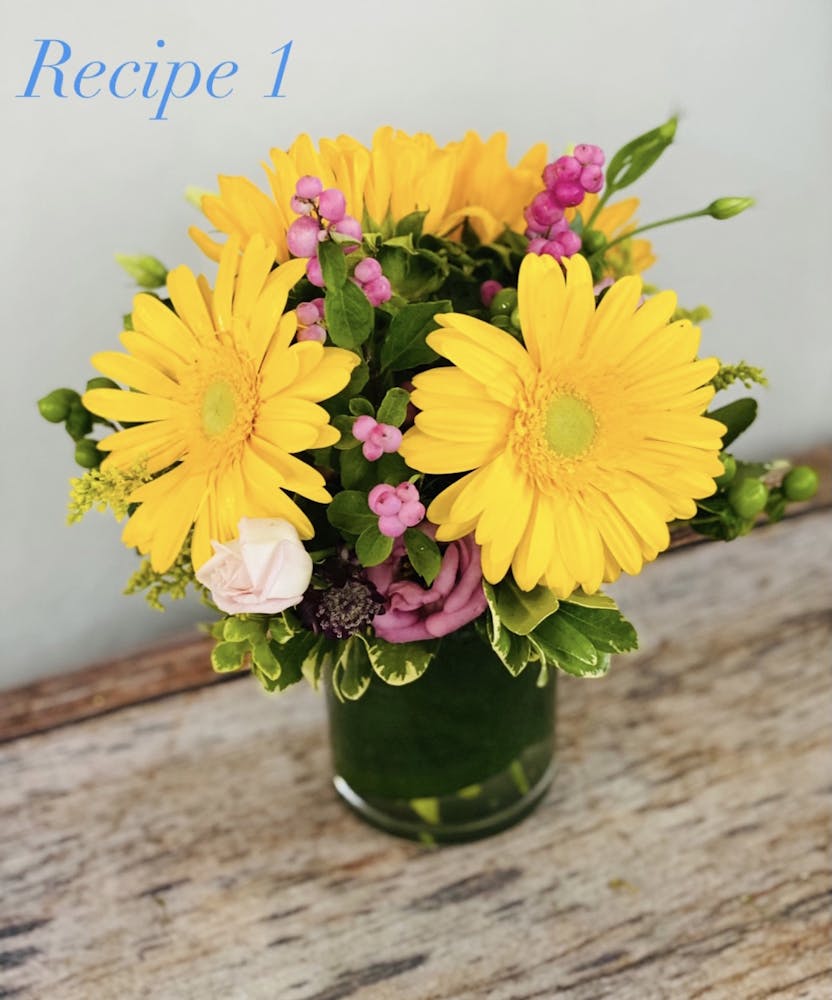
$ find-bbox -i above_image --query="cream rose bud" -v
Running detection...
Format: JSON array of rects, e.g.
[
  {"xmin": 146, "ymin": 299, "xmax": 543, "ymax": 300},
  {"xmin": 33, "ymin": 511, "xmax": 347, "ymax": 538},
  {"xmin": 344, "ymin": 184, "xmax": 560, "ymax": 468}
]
[{"xmin": 195, "ymin": 518, "xmax": 313, "ymax": 615}]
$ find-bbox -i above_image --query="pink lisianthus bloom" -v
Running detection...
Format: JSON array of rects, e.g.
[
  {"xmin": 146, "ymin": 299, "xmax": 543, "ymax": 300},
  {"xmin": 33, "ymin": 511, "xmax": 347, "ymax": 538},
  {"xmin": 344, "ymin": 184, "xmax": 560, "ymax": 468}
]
[
  {"xmin": 366, "ymin": 526, "xmax": 487, "ymax": 643},
  {"xmin": 195, "ymin": 517, "xmax": 313, "ymax": 615}
]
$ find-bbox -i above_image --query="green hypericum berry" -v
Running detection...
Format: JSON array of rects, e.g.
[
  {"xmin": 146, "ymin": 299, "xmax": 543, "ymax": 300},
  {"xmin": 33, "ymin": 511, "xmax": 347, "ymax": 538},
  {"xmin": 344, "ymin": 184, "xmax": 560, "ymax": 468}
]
[
  {"xmin": 728, "ymin": 478, "xmax": 769, "ymax": 518},
  {"xmin": 86, "ymin": 376, "xmax": 120, "ymax": 391},
  {"xmin": 489, "ymin": 288, "xmax": 518, "ymax": 315},
  {"xmin": 38, "ymin": 387, "xmax": 80, "ymax": 423},
  {"xmin": 714, "ymin": 453, "xmax": 737, "ymax": 488},
  {"xmin": 65, "ymin": 400, "xmax": 94, "ymax": 441},
  {"xmin": 74, "ymin": 439, "xmax": 101, "ymax": 469},
  {"xmin": 510, "ymin": 306, "xmax": 521, "ymax": 329},
  {"xmin": 582, "ymin": 229, "xmax": 607, "ymax": 254},
  {"xmin": 782, "ymin": 465, "xmax": 819, "ymax": 502}
]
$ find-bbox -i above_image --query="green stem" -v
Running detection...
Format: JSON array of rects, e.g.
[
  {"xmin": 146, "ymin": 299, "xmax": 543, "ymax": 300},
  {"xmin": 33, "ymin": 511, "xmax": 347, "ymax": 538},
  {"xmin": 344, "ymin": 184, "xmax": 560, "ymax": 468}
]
[
  {"xmin": 592, "ymin": 207, "xmax": 711, "ymax": 256},
  {"xmin": 583, "ymin": 187, "xmax": 614, "ymax": 231}
]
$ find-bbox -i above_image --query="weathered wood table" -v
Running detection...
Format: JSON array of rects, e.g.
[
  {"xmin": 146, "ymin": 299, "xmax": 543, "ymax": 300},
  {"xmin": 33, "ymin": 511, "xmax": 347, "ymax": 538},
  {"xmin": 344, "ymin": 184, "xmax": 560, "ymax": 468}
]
[{"xmin": 2, "ymin": 504, "xmax": 830, "ymax": 999}]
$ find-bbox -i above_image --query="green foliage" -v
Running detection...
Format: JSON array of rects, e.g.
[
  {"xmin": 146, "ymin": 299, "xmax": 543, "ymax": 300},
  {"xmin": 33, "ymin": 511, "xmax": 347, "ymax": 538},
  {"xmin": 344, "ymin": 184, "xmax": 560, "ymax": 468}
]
[
  {"xmin": 115, "ymin": 253, "xmax": 168, "ymax": 289},
  {"xmin": 355, "ymin": 523, "xmax": 394, "ymax": 567},
  {"xmin": 376, "ymin": 387, "xmax": 410, "ymax": 427},
  {"xmin": 379, "ymin": 300, "xmax": 448, "ymax": 372},
  {"xmin": 327, "ymin": 490, "xmax": 376, "ymax": 535},
  {"xmin": 604, "ymin": 116, "xmax": 677, "ymax": 194},
  {"xmin": 711, "ymin": 362, "xmax": 769, "ymax": 393},
  {"xmin": 404, "ymin": 528, "xmax": 441, "ymax": 585},
  {"xmin": 67, "ymin": 461, "xmax": 149, "ymax": 523},
  {"xmin": 320, "ymin": 240, "xmax": 374, "ymax": 349},
  {"xmin": 359, "ymin": 634, "xmax": 436, "ymax": 686},
  {"xmin": 125, "ymin": 544, "xmax": 196, "ymax": 612},
  {"xmin": 482, "ymin": 575, "xmax": 637, "ymax": 680},
  {"xmin": 331, "ymin": 635, "xmax": 373, "ymax": 701},
  {"xmin": 707, "ymin": 397, "xmax": 758, "ymax": 447},
  {"xmin": 672, "ymin": 304, "xmax": 712, "ymax": 324},
  {"xmin": 378, "ymin": 243, "xmax": 449, "ymax": 300}
]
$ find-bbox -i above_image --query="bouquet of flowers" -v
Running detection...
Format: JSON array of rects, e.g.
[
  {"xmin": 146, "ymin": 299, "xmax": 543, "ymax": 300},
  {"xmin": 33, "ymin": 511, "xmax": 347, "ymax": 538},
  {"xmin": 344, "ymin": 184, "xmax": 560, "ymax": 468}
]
[{"xmin": 40, "ymin": 119, "xmax": 818, "ymax": 702}]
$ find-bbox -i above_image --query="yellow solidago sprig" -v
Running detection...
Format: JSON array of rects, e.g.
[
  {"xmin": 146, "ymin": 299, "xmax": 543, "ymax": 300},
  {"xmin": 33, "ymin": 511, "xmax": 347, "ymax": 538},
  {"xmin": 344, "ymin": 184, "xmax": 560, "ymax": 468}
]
[
  {"xmin": 399, "ymin": 253, "xmax": 726, "ymax": 597},
  {"xmin": 67, "ymin": 460, "xmax": 150, "ymax": 524},
  {"xmin": 82, "ymin": 234, "xmax": 359, "ymax": 574}
]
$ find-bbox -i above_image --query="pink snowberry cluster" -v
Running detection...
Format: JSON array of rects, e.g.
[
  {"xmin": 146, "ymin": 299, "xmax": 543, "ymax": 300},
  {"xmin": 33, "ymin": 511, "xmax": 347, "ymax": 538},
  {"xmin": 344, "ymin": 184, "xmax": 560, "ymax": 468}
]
[
  {"xmin": 352, "ymin": 258, "xmax": 392, "ymax": 307},
  {"xmin": 368, "ymin": 482, "xmax": 425, "ymax": 538},
  {"xmin": 352, "ymin": 415, "xmax": 402, "ymax": 461},
  {"xmin": 295, "ymin": 298, "xmax": 326, "ymax": 343},
  {"xmin": 287, "ymin": 175, "xmax": 363, "ymax": 287},
  {"xmin": 480, "ymin": 279, "xmax": 503, "ymax": 308},
  {"xmin": 524, "ymin": 144, "xmax": 606, "ymax": 261}
]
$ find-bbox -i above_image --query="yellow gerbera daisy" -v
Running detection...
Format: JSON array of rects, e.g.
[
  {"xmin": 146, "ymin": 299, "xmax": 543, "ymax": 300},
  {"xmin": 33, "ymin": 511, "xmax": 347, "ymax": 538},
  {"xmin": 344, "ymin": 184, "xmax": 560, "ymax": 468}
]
[
  {"xmin": 189, "ymin": 128, "xmax": 548, "ymax": 264},
  {"xmin": 399, "ymin": 253, "xmax": 725, "ymax": 596},
  {"xmin": 82, "ymin": 234, "xmax": 359, "ymax": 573},
  {"xmin": 571, "ymin": 193, "xmax": 656, "ymax": 277}
]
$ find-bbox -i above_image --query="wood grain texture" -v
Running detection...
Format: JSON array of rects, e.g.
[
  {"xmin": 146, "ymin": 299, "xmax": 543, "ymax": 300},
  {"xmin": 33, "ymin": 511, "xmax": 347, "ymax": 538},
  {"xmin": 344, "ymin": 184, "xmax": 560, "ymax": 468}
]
[{"xmin": 1, "ymin": 511, "xmax": 830, "ymax": 999}]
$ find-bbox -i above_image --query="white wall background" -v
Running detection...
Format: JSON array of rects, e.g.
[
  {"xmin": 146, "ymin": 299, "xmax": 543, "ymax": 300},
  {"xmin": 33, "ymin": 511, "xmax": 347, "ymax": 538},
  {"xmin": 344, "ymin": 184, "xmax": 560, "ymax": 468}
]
[{"xmin": 2, "ymin": 0, "xmax": 830, "ymax": 688}]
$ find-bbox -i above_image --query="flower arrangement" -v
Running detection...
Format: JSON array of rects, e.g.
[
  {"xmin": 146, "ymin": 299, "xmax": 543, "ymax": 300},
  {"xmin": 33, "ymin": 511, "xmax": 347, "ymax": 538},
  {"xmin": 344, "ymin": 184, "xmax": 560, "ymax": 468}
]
[{"xmin": 41, "ymin": 119, "xmax": 819, "ymax": 702}]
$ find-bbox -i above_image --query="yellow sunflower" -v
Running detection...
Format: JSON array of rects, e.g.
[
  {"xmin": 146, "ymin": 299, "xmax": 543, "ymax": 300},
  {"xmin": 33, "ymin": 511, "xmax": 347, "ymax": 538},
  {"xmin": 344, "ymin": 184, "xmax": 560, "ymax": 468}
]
[
  {"xmin": 399, "ymin": 253, "xmax": 725, "ymax": 596},
  {"xmin": 82, "ymin": 234, "xmax": 359, "ymax": 573},
  {"xmin": 570, "ymin": 193, "xmax": 656, "ymax": 277},
  {"xmin": 189, "ymin": 128, "xmax": 548, "ymax": 264}
]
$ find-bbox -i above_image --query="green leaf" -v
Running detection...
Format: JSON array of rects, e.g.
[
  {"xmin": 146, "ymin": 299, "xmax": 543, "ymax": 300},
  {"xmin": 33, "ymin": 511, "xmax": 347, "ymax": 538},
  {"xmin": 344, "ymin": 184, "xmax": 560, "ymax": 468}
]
[
  {"xmin": 327, "ymin": 490, "xmax": 376, "ymax": 535},
  {"xmin": 360, "ymin": 635, "xmax": 435, "ymax": 685},
  {"xmin": 489, "ymin": 575, "xmax": 560, "ymax": 635},
  {"xmin": 485, "ymin": 616, "xmax": 532, "ymax": 677},
  {"xmin": 395, "ymin": 210, "xmax": 428, "ymax": 240},
  {"xmin": 558, "ymin": 601, "xmax": 638, "ymax": 655},
  {"xmin": 532, "ymin": 614, "xmax": 608, "ymax": 677},
  {"xmin": 708, "ymin": 397, "xmax": 758, "ymax": 447},
  {"xmin": 379, "ymin": 300, "xmax": 449, "ymax": 371},
  {"xmin": 210, "ymin": 640, "xmax": 249, "ymax": 673},
  {"xmin": 605, "ymin": 116, "xmax": 677, "ymax": 193},
  {"xmin": 301, "ymin": 635, "xmax": 334, "ymax": 689},
  {"xmin": 404, "ymin": 528, "xmax": 441, "ymax": 585},
  {"xmin": 562, "ymin": 589, "xmax": 617, "ymax": 610},
  {"xmin": 317, "ymin": 238, "xmax": 347, "ymax": 287},
  {"xmin": 376, "ymin": 387, "xmax": 410, "ymax": 427},
  {"xmin": 332, "ymin": 414, "xmax": 360, "ymax": 449},
  {"xmin": 269, "ymin": 611, "xmax": 301, "ymax": 644},
  {"xmin": 222, "ymin": 617, "xmax": 266, "ymax": 643},
  {"xmin": 378, "ymin": 244, "xmax": 449, "ymax": 301},
  {"xmin": 324, "ymin": 278, "xmax": 374, "ymax": 350},
  {"xmin": 332, "ymin": 636, "xmax": 372, "ymax": 701},
  {"xmin": 258, "ymin": 631, "xmax": 318, "ymax": 690},
  {"xmin": 251, "ymin": 638, "xmax": 281, "ymax": 680},
  {"xmin": 348, "ymin": 396, "xmax": 375, "ymax": 417},
  {"xmin": 355, "ymin": 523, "xmax": 394, "ymax": 567},
  {"xmin": 376, "ymin": 451, "xmax": 410, "ymax": 484},
  {"xmin": 339, "ymin": 444, "xmax": 374, "ymax": 491}
]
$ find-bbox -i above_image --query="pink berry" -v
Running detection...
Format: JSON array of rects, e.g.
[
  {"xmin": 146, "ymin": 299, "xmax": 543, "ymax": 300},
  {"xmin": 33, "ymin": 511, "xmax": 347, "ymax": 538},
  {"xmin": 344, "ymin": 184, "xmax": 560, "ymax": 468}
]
[
  {"xmin": 552, "ymin": 180, "xmax": 585, "ymax": 207},
  {"xmin": 296, "ymin": 324, "xmax": 326, "ymax": 343},
  {"xmin": 559, "ymin": 230, "xmax": 582, "ymax": 256},
  {"xmin": 554, "ymin": 155, "xmax": 582, "ymax": 181},
  {"xmin": 395, "ymin": 482, "xmax": 419, "ymax": 503},
  {"xmin": 287, "ymin": 216, "xmax": 321, "ymax": 258},
  {"xmin": 362, "ymin": 440, "xmax": 385, "ymax": 461},
  {"xmin": 398, "ymin": 501, "xmax": 425, "ymax": 528},
  {"xmin": 527, "ymin": 237, "xmax": 548, "ymax": 255},
  {"xmin": 530, "ymin": 191, "xmax": 565, "ymax": 228},
  {"xmin": 296, "ymin": 175, "xmax": 323, "ymax": 199},
  {"xmin": 376, "ymin": 425, "xmax": 402, "ymax": 452},
  {"xmin": 574, "ymin": 144, "xmax": 604, "ymax": 166},
  {"xmin": 354, "ymin": 258, "xmax": 382, "ymax": 283},
  {"xmin": 378, "ymin": 515, "xmax": 406, "ymax": 538},
  {"xmin": 543, "ymin": 239, "xmax": 566, "ymax": 259},
  {"xmin": 296, "ymin": 301, "xmax": 320, "ymax": 326},
  {"xmin": 480, "ymin": 279, "xmax": 503, "ymax": 307},
  {"xmin": 363, "ymin": 276, "xmax": 392, "ymax": 306},
  {"xmin": 290, "ymin": 195, "xmax": 313, "ymax": 215},
  {"xmin": 580, "ymin": 164, "xmax": 604, "ymax": 194},
  {"xmin": 318, "ymin": 188, "xmax": 346, "ymax": 223},
  {"xmin": 352, "ymin": 415, "xmax": 377, "ymax": 443},
  {"xmin": 306, "ymin": 256, "xmax": 324, "ymax": 287},
  {"xmin": 367, "ymin": 483, "xmax": 390, "ymax": 512},
  {"xmin": 333, "ymin": 215, "xmax": 363, "ymax": 245}
]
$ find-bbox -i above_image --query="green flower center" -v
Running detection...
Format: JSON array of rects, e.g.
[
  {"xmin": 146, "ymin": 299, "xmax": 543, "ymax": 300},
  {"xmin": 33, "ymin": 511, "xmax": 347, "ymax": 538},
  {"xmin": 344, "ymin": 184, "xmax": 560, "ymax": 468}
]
[
  {"xmin": 544, "ymin": 393, "xmax": 597, "ymax": 458},
  {"xmin": 202, "ymin": 380, "xmax": 237, "ymax": 437}
]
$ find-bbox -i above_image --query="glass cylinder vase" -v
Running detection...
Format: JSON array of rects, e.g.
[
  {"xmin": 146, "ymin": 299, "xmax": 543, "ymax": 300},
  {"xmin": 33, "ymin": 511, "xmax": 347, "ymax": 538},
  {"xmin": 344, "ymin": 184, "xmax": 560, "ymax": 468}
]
[{"xmin": 325, "ymin": 629, "xmax": 557, "ymax": 844}]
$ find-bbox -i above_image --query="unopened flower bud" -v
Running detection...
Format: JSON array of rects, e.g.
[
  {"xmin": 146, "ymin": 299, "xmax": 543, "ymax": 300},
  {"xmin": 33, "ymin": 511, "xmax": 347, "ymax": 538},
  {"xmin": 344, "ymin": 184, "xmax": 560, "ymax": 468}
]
[
  {"xmin": 74, "ymin": 439, "xmax": 101, "ymax": 469},
  {"xmin": 38, "ymin": 387, "xmax": 80, "ymax": 423},
  {"xmin": 115, "ymin": 253, "xmax": 168, "ymax": 289},
  {"xmin": 707, "ymin": 197, "xmax": 755, "ymax": 220}
]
